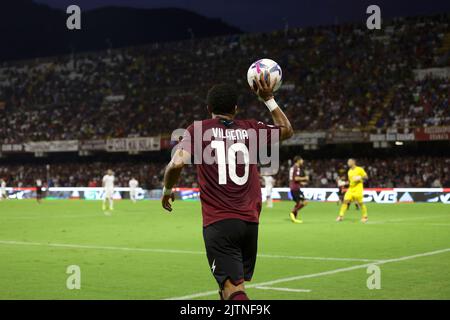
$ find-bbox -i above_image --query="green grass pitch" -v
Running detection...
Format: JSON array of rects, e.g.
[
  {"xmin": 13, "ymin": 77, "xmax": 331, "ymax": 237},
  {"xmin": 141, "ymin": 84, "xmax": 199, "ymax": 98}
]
[{"xmin": 0, "ymin": 199, "xmax": 449, "ymax": 300}]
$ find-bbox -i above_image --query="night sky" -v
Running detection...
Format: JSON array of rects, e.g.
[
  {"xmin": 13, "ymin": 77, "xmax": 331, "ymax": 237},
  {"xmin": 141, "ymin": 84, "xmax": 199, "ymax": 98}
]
[{"xmin": 35, "ymin": 0, "xmax": 450, "ymax": 32}]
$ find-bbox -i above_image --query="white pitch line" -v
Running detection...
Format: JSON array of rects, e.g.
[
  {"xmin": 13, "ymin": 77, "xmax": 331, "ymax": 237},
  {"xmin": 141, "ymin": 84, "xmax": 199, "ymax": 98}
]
[
  {"xmin": 165, "ymin": 247, "xmax": 450, "ymax": 300},
  {"xmin": 258, "ymin": 253, "xmax": 373, "ymax": 262},
  {"xmin": 0, "ymin": 215, "xmax": 102, "ymax": 220},
  {"xmin": 255, "ymin": 286, "xmax": 311, "ymax": 293},
  {"xmin": 0, "ymin": 240, "xmax": 205, "ymax": 255},
  {"xmin": 368, "ymin": 215, "xmax": 450, "ymax": 224},
  {"xmin": 0, "ymin": 240, "xmax": 373, "ymax": 262}
]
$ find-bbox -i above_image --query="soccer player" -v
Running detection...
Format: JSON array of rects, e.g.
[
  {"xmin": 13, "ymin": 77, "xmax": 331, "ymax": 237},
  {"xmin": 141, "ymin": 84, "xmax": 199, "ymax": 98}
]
[
  {"xmin": 262, "ymin": 173, "xmax": 275, "ymax": 208},
  {"xmin": 161, "ymin": 73, "xmax": 293, "ymax": 300},
  {"xmin": 0, "ymin": 178, "xmax": 7, "ymax": 200},
  {"xmin": 129, "ymin": 177, "xmax": 139, "ymax": 203},
  {"xmin": 336, "ymin": 174, "xmax": 348, "ymax": 206},
  {"xmin": 289, "ymin": 156, "xmax": 309, "ymax": 224},
  {"xmin": 102, "ymin": 169, "xmax": 115, "ymax": 212},
  {"xmin": 36, "ymin": 179, "xmax": 43, "ymax": 204},
  {"xmin": 336, "ymin": 158, "xmax": 368, "ymax": 223}
]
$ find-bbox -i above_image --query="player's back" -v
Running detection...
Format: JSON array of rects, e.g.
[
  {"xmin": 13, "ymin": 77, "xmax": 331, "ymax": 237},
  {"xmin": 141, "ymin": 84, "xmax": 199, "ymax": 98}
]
[{"xmin": 180, "ymin": 118, "xmax": 279, "ymax": 226}]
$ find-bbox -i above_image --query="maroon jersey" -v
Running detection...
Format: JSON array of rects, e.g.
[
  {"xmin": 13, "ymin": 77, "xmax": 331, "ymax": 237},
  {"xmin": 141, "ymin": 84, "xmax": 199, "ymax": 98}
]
[
  {"xmin": 179, "ymin": 118, "xmax": 279, "ymax": 227},
  {"xmin": 289, "ymin": 164, "xmax": 305, "ymax": 190}
]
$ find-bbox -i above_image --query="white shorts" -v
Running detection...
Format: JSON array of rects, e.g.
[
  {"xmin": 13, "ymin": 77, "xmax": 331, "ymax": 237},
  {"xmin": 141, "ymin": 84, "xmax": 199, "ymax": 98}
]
[{"xmin": 104, "ymin": 189, "xmax": 114, "ymax": 199}]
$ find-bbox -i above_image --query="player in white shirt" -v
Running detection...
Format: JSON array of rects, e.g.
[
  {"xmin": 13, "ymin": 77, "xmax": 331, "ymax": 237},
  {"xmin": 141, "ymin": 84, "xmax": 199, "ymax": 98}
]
[
  {"xmin": 129, "ymin": 177, "xmax": 139, "ymax": 203},
  {"xmin": 262, "ymin": 175, "xmax": 275, "ymax": 208},
  {"xmin": 0, "ymin": 178, "xmax": 7, "ymax": 201},
  {"xmin": 102, "ymin": 169, "xmax": 115, "ymax": 212},
  {"xmin": 36, "ymin": 179, "xmax": 44, "ymax": 204}
]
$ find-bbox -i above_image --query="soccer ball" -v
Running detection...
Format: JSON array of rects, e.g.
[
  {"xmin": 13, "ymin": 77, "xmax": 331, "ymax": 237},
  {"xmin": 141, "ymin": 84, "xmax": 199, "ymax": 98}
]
[{"xmin": 247, "ymin": 58, "xmax": 283, "ymax": 92}]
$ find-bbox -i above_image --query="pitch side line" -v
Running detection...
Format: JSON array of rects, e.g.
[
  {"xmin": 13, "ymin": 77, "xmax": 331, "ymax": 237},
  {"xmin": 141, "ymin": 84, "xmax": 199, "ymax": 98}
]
[
  {"xmin": 0, "ymin": 240, "xmax": 373, "ymax": 262},
  {"xmin": 258, "ymin": 253, "xmax": 373, "ymax": 262},
  {"xmin": 255, "ymin": 286, "xmax": 311, "ymax": 293},
  {"xmin": 0, "ymin": 215, "xmax": 102, "ymax": 220},
  {"xmin": 368, "ymin": 215, "xmax": 449, "ymax": 224},
  {"xmin": 165, "ymin": 247, "xmax": 450, "ymax": 300}
]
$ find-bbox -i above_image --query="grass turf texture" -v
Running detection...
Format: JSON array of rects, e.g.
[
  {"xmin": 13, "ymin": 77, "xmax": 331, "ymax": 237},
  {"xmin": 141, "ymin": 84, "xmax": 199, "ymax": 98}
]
[{"xmin": 0, "ymin": 200, "xmax": 449, "ymax": 300}]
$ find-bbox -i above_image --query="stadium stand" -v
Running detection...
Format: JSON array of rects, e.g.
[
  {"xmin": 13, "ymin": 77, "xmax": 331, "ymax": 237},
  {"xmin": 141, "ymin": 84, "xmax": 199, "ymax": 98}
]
[
  {"xmin": 0, "ymin": 14, "xmax": 448, "ymax": 188},
  {"xmin": 0, "ymin": 157, "xmax": 449, "ymax": 188},
  {"xmin": 0, "ymin": 14, "xmax": 448, "ymax": 142}
]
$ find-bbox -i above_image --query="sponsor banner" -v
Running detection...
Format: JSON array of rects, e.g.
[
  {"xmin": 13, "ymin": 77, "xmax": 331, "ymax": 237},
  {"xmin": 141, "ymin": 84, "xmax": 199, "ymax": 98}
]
[
  {"xmin": 393, "ymin": 132, "xmax": 415, "ymax": 141},
  {"xmin": 283, "ymin": 131, "xmax": 326, "ymax": 146},
  {"xmin": 3, "ymin": 187, "xmax": 158, "ymax": 200},
  {"xmin": 1, "ymin": 143, "xmax": 24, "ymax": 152},
  {"xmin": 106, "ymin": 137, "xmax": 161, "ymax": 152},
  {"xmin": 413, "ymin": 67, "xmax": 450, "ymax": 80},
  {"xmin": 24, "ymin": 140, "xmax": 78, "ymax": 152},
  {"xmin": 327, "ymin": 131, "xmax": 368, "ymax": 143},
  {"xmin": 160, "ymin": 136, "xmax": 175, "ymax": 150},
  {"xmin": 370, "ymin": 132, "xmax": 415, "ymax": 142},
  {"xmin": 126, "ymin": 137, "xmax": 160, "ymax": 152},
  {"xmin": 104, "ymin": 94, "xmax": 125, "ymax": 103},
  {"xmin": 414, "ymin": 126, "xmax": 450, "ymax": 141},
  {"xmin": 266, "ymin": 188, "xmax": 450, "ymax": 204},
  {"xmin": 175, "ymin": 187, "xmax": 450, "ymax": 204},
  {"xmin": 3, "ymin": 187, "xmax": 449, "ymax": 203},
  {"xmin": 79, "ymin": 139, "xmax": 107, "ymax": 151}
]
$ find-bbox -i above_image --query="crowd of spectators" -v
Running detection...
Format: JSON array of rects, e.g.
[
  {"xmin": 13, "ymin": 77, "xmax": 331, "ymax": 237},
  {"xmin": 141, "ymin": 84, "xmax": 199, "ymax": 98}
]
[
  {"xmin": 0, "ymin": 14, "xmax": 448, "ymax": 143},
  {"xmin": 0, "ymin": 162, "xmax": 163, "ymax": 190},
  {"xmin": 1, "ymin": 156, "xmax": 448, "ymax": 189},
  {"xmin": 273, "ymin": 156, "xmax": 450, "ymax": 188},
  {"xmin": 0, "ymin": 15, "xmax": 448, "ymax": 191}
]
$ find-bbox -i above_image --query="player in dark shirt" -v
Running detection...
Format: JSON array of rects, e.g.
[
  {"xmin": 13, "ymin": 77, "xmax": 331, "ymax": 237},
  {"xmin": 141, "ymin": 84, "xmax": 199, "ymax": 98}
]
[
  {"xmin": 289, "ymin": 156, "xmax": 309, "ymax": 223},
  {"xmin": 161, "ymin": 73, "xmax": 293, "ymax": 300},
  {"xmin": 336, "ymin": 174, "xmax": 348, "ymax": 205}
]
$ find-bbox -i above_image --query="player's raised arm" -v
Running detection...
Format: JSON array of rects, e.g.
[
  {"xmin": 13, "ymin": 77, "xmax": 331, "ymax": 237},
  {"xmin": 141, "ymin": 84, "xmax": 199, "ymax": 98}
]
[
  {"xmin": 254, "ymin": 72, "xmax": 294, "ymax": 141},
  {"xmin": 161, "ymin": 148, "xmax": 191, "ymax": 212}
]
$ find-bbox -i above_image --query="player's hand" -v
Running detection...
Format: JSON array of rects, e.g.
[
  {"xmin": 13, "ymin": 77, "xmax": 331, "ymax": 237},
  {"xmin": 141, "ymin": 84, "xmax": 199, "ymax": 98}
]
[
  {"xmin": 161, "ymin": 193, "xmax": 175, "ymax": 212},
  {"xmin": 253, "ymin": 71, "xmax": 275, "ymax": 101}
]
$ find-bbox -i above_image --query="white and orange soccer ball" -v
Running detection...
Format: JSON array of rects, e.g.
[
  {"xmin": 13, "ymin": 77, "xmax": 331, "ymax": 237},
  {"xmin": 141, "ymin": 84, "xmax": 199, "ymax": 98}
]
[{"xmin": 247, "ymin": 58, "xmax": 283, "ymax": 92}]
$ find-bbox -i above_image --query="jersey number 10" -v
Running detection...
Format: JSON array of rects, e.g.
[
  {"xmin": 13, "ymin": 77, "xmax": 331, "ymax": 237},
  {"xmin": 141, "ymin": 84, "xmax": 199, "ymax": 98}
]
[{"xmin": 211, "ymin": 141, "xmax": 250, "ymax": 186}]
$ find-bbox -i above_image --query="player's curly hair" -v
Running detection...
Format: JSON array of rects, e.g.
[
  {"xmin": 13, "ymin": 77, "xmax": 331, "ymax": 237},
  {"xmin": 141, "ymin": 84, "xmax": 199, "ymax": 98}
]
[{"xmin": 207, "ymin": 84, "xmax": 238, "ymax": 115}]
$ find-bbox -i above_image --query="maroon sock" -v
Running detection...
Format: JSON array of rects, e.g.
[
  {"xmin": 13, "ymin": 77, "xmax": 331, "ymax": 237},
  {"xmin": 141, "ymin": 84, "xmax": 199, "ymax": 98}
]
[
  {"xmin": 294, "ymin": 202, "xmax": 304, "ymax": 214},
  {"xmin": 228, "ymin": 291, "xmax": 249, "ymax": 300}
]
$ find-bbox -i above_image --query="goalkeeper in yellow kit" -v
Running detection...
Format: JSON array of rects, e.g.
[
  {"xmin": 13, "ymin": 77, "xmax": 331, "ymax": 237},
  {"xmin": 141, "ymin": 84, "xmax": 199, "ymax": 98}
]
[{"xmin": 336, "ymin": 158, "xmax": 368, "ymax": 223}]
